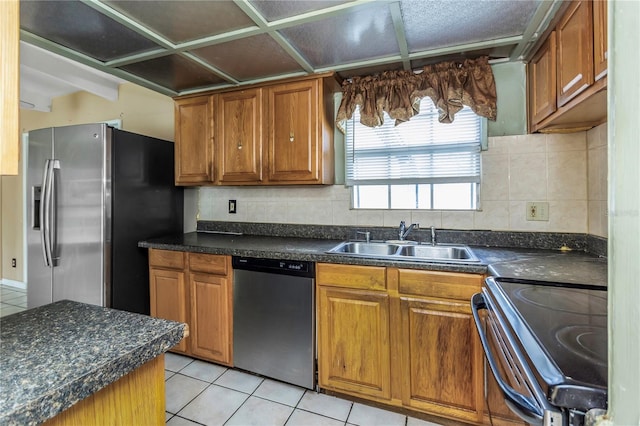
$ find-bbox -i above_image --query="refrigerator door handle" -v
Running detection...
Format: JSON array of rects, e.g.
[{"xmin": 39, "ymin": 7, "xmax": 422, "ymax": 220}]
[
  {"xmin": 50, "ymin": 160, "xmax": 60, "ymax": 266},
  {"xmin": 41, "ymin": 159, "xmax": 58, "ymax": 268},
  {"xmin": 40, "ymin": 159, "xmax": 52, "ymax": 267}
]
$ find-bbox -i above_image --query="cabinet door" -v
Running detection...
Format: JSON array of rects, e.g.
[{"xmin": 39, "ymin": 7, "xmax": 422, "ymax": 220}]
[
  {"xmin": 265, "ymin": 80, "xmax": 320, "ymax": 183},
  {"xmin": 317, "ymin": 286, "xmax": 391, "ymax": 400},
  {"xmin": 149, "ymin": 267, "xmax": 189, "ymax": 353},
  {"xmin": 174, "ymin": 95, "xmax": 214, "ymax": 185},
  {"xmin": 529, "ymin": 31, "xmax": 557, "ymax": 125},
  {"xmin": 593, "ymin": 0, "xmax": 608, "ymax": 81},
  {"xmin": 399, "ymin": 297, "xmax": 483, "ymax": 424},
  {"xmin": 217, "ymin": 89, "xmax": 263, "ymax": 183},
  {"xmin": 557, "ymin": 0, "xmax": 594, "ymax": 106},
  {"xmin": 189, "ymin": 273, "xmax": 232, "ymax": 365}
]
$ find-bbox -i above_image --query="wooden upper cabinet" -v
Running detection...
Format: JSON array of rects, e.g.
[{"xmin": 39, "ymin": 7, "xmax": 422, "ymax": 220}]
[
  {"xmin": 174, "ymin": 95, "xmax": 214, "ymax": 185},
  {"xmin": 174, "ymin": 73, "xmax": 337, "ymax": 186},
  {"xmin": 593, "ymin": 0, "xmax": 608, "ymax": 81},
  {"xmin": 528, "ymin": 0, "xmax": 607, "ymax": 133},
  {"xmin": 556, "ymin": 0, "xmax": 594, "ymax": 107},
  {"xmin": 529, "ymin": 31, "xmax": 557, "ymax": 125},
  {"xmin": 265, "ymin": 79, "xmax": 320, "ymax": 183},
  {"xmin": 216, "ymin": 89, "xmax": 263, "ymax": 184}
]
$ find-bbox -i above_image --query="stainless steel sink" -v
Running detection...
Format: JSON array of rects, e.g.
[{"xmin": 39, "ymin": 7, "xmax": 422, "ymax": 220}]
[
  {"xmin": 327, "ymin": 241, "xmax": 479, "ymax": 263},
  {"xmin": 328, "ymin": 241, "xmax": 402, "ymax": 256},
  {"xmin": 397, "ymin": 244, "xmax": 478, "ymax": 261}
]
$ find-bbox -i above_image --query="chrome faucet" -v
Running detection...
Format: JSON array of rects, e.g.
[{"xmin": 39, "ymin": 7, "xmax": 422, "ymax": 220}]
[
  {"xmin": 356, "ymin": 230, "xmax": 371, "ymax": 243},
  {"xmin": 398, "ymin": 221, "xmax": 419, "ymax": 241},
  {"xmin": 430, "ymin": 226, "xmax": 437, "ymax": 246}
]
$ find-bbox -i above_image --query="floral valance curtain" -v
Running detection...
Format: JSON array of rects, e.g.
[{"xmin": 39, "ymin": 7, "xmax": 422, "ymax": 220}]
[{"xmin": 336, "ymin": 56, "xmax": 497, "ymax": 129}]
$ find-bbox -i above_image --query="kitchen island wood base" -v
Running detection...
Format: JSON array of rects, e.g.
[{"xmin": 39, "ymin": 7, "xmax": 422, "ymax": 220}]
[{"xmin": 43, "ymin": 355, "xmax": 165, "ymax": 426}]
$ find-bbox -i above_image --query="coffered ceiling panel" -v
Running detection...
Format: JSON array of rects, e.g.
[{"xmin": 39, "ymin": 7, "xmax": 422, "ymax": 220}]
[
  {"xmin": 401, "ymin": 0, "xmax": 539, "ymax": 52},
  {"xmin": 19, "ymin": 0, "xmax": 564, "ymax": 99},
  {"xmin": 192, "ymin": 34, "xmax": 305, "ymax": 82},
  {"xmin": 278, "ymin": 3, "xmax": 398, "ymax": 69},
  {"xmin": 20, "ymin": 0, "xmax": 160, "ymax": 62},
  {"xmin": 118, "ymin": 54, "xmax": 227, "ymax": 92},
  {"xmin": 104, "ymin": 0, "xmax": 256, "ymax": 44}
]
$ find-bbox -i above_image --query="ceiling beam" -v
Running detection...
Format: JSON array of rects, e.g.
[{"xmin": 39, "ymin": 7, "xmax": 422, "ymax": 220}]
[
  {"xmin": 389, "ymin": 2, "xmax": 411, "ymax": 71},
  {"xmin": 509, "ymin": 0, "xmax": 564, "ymax": 61},
  {"xmin": 233, "ymin": 0, "xmax": 314, "ymax": 73},
  {"xmin": 408, "ymin": 35, "xmax": 523, "ymax": 62},
  {"xmin": 82, "ymin": 0, "xmax": 175, "ymax": 50}
]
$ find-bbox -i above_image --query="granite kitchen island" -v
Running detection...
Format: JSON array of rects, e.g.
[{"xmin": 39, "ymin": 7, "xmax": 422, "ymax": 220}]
[{"xmin": 0, "ymin": 300, "xmax": 186, "ymax": 425}]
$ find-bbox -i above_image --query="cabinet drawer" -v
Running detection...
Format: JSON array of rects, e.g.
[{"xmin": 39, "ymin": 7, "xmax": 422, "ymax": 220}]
[
  {"xmin": 149, "ymin": 249, "xmax": 185, "ymax": 270},
  {"xmin": 189, "ymin": 253, "xmax": 229, "ymax": 275},
  {"xmin": 317, "ymin": 263, "xmax": 386, "ymax": 290},
  {"xmin": 398, "ymin": 269, "xmax": 482, "ymax": 301}
]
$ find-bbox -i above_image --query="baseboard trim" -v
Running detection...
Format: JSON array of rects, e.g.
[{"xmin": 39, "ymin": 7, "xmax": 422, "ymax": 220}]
[{"xmin": 1, "ymin": 279, "xmax": 26, "ymax": 290}]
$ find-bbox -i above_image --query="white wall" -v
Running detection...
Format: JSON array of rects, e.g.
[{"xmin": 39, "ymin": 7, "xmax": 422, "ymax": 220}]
[
  {"xmin": 608, "ymin": 0, "xmax": 640, "ymax": 422},
  {"xmin": 200, "ymin": 125, "xmax": 608, "ymax": 236}
]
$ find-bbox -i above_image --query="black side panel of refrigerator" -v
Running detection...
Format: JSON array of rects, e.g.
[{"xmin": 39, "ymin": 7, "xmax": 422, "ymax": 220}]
[{"xmin": 111, "ymin": 129, "xmax": 183, "ymax": 314}]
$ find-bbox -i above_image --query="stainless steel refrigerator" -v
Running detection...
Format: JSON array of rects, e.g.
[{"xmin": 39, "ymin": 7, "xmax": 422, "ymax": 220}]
[{"xmin": 26, "ymin": 123, "xmax": 183, "ymax": 314}]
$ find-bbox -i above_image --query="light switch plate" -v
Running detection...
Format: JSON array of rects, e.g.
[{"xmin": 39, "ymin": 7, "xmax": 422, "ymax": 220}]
[{"xmin": 526, "ymin": 202, "xmax": 549, "ymax": 221}]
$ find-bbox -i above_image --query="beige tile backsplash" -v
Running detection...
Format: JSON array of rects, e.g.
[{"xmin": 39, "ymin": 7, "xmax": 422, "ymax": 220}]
[{"xmin": 199, "ymin": 123, "xmax": 608, "ymax": 237}]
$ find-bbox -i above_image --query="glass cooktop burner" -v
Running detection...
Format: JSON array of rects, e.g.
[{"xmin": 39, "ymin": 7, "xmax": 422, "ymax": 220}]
[
  {"xmin": 495, "ymin": 279, "xmax": 608, "ymax": 388},
  {"xmin": 555, "ymin": 325, "xmax": 608, "ymax": 367},
  {"xmin": 512, "ymin": 286, "xmax": 607, "ymax": 315}
]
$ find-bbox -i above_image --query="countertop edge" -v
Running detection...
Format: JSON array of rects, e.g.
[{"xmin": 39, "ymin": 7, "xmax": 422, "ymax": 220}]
[
  {"xmin": 1, "ymin": 315, "xmax": 185, "ymax": 426},
  {"xmin": 138, "ymin": 239, "xmax": 490, "ymax": 274},
  {"xmin": 139, "ymin": 233, "xmax": 607, "ymax": 286}
]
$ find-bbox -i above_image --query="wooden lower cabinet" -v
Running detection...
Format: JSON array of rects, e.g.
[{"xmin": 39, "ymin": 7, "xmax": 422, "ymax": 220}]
[
  {"xmin": 317, "ymin": 263, "xmax": 487, "ymax": 424},
  {"xmin": 149, "ymin": 249, "xmax": 232, "ymax": 365},
  {"xmin": 189, "ymin": 272, "xmax": 232, "ymax": 364},
  {"xmin": 150, "ymin": 262, "xmax": 189, "ymax": 354},
  {"xmin": 399, "ymin": 297, "xmax": 483, "ymax": 423},
  {"xmin": 317, "ymin": 285, "xmax": 391, "ymax": 400}
]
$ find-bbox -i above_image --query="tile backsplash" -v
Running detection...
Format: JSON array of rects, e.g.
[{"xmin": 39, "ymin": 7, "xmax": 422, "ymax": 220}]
[{"xmin": 199, "ymin": 123, "xmax": 608, "ymax": 237}]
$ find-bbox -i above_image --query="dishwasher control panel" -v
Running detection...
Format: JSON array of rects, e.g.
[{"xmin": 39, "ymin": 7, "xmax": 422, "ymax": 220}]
[{"xmin": 232, "ymin": 256, "xmax": 315, "ymax": 277}]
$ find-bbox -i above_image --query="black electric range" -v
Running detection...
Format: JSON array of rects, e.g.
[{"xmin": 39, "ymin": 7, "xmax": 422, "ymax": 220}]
[{"xmin": 472, "ymin": 277, "xmax": 608, "ymax": 425}]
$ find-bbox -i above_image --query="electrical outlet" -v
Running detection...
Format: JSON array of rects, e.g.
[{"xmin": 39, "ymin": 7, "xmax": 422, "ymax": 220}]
[
  {"xmin": 228, "ymin": 200, "xmax": 237, "ymax": 214},
  {"xmin": 526, "ymin": 202, "xmax": 549, "ymax": 221},
  {"xmin": 11, "ymin": 258, "xmax": 16, "ymax": 268}
]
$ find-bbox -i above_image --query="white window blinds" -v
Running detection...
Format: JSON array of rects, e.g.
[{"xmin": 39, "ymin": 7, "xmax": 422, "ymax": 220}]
[{"xmin": 345, "ymin": 99, "xmax": 482, "ymax": 186}]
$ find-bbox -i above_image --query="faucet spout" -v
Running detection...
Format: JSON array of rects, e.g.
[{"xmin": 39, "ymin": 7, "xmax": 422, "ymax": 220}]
[
  {"xmin": 430, "ymin": 226, "xmax": 437, "ymax": 246},
  {"xmin": 399, "ymin": 221, "xmax": 419, "ymax": 240}
]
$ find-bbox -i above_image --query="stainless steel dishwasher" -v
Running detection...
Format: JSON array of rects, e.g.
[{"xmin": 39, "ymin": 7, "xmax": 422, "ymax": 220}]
[{"xmin": 232, "ymin": 256, "xmax": 315, "ymax": 389}]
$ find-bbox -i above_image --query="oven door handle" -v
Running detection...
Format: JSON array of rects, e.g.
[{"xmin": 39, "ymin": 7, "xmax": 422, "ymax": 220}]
[{"xmin": 471, "ymin": 293, "xmax": 545, "ymax": 424}]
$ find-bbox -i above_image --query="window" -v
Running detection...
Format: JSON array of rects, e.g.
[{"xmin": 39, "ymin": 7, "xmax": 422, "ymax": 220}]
[{"xmin": 345, "ymin": 98, "xmax": 483, "ymax": 210}]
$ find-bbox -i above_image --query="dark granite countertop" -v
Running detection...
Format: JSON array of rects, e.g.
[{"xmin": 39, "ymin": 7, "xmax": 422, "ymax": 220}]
[
  {"xmin": 0, "ymin": 300, "xmax": 186, "ymax": 426},
  {"xmin": 139, "ymin": 231, "xmax": 607, "ymax": 286}
]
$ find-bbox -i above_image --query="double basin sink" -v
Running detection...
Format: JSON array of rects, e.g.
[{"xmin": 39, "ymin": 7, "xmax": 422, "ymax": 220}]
[{"xmin": 327, "ymin": 241, "xmax": 479, "ymax": 263}]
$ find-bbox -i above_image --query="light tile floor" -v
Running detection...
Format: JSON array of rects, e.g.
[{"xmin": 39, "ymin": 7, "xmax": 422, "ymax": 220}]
[
  {"xmin": 165, "ymin": 353, "xmax": 444, "ymax": 426},
  {"xmin": 0, "ymin": 284, "xmax": 27, "ymax": 317}
]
